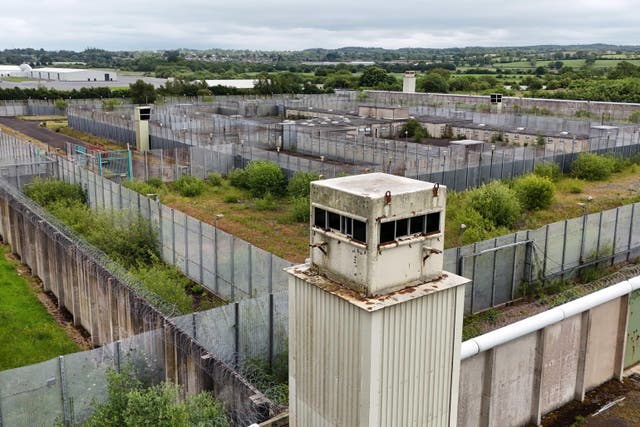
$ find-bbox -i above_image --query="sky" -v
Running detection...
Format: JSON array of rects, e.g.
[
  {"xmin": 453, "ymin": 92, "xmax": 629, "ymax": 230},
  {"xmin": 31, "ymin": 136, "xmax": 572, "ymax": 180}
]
[{"xmin": 2, "ymin": 0, "xmax": 640, "ymax": 51}]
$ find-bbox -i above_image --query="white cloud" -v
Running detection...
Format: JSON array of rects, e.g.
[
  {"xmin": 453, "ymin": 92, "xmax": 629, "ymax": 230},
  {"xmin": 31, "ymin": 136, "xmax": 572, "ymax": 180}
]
[{"xmin": 1, "ymin": 0, "xmax": 639, "ymax": 50}]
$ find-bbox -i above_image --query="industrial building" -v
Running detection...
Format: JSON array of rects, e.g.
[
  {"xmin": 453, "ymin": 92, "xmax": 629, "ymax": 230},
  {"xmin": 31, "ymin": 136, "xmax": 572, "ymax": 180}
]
[
  {"xmin": 0, "ymin": 63, "xmax": 117, "ymax": 82},
  {"xmin": 27, "ymin": 67, "xmax": 117, "ymax": 82}
]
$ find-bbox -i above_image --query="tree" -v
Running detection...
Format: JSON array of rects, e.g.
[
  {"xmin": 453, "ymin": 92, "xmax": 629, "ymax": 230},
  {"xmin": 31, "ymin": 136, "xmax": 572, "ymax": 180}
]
[
  {"xmin": 129, "ymin": 80, "xmax": 156, "ymax": 104},
  {"xmin": 359, "ymin": 66, "xmax": 393, "ymax": 87},
  {"xmin": 417, "ymin": 73, "xmax": 449, "ymax": 93}
]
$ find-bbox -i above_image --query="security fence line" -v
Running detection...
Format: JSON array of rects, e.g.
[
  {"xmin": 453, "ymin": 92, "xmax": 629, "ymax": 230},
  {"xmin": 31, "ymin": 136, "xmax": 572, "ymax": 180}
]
[
  {"xmin": 0, "ymin": 152, "xmax": 276, "ymax": 426},
  {"xmin": 56, "ymin": 155, "xmax": 293, "ymax": 302},
  {"xmin": 67, "ymin": 106, "xmax": 640, "ymax": 193}
]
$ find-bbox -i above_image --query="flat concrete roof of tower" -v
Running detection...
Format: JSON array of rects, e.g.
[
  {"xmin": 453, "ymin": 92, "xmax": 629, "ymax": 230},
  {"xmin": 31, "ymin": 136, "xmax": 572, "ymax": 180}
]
[{"xmin": 314, "ymin": 172, "xmax": 435, "ymax": 198}]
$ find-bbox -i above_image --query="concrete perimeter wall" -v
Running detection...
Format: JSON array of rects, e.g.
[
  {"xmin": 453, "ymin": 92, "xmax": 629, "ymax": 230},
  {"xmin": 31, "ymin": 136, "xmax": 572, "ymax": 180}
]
[
  {"xmin": 366, "ymin": 91, "xmax": 640, "ymax": 121},
  {"xmin": 457, "ymin": 279, "xmax": 639, "ymax": 426}
]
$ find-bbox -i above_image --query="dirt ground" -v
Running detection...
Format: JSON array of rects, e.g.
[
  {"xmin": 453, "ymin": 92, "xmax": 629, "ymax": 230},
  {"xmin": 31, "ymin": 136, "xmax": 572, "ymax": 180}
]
[{"xmin": 541, "ymin": 373, "xmax": 640, "ymax": 426}]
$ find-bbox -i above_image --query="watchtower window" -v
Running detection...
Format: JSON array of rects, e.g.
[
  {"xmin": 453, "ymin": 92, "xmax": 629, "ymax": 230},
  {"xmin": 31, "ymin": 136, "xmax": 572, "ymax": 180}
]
[
  {"xmin": 379, "ymin": 212, "xmax": 442, "ymax": 245},
  {"xmin": 313, "ymin": 207, "xmax": 367, "ymax": 244}
]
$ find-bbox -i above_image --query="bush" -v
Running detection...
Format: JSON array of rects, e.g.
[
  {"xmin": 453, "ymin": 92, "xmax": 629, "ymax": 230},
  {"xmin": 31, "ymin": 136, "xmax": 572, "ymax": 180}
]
[
  {"xmin": 227, "ymin": 168, "xmax": 249, "ymax": 189},
  {"xmin": 23, "ymin": 178, "xmax": 86, "ymax": 208},
  {"xmin": 172, "ymin": 175, "xmax": 205, "ymax": 197},
  {"xmin": 290, "ymin": 196, "xmax": 310, "ymax": 222},
  {"xmin": 223, "ymin": 194, "xmax": 239, "ymax": 203},
  {"xmin": 244, "ymin": 161, "xmax": 286, "ymax": 198},
  {"xmin": 133, "ymin": 262, "xmax": 193, "ymax": 313},
  {"xmin": 85, "ymin": 366, "xmax": 229, "ymax": 427},
  {"xmin": 534, "ymin": 162, "xmax": 562, "ymax": 182},
  {"xmin": 145, "ymin": 177, "xmax": 164, "ymax": 189},
  {"xmin": 570, "ymin": 153, "xmax": 617, "ymax": 181},
  {"xmin": 87, "ymin": 211, "xmax": 160, "ymax": 269},
  {"xmin": 123, "ymin": 179, "xmax": 164, "ymax": 197},
  {"xmin": 287, "ymin": 171, "xmax": 321, "ymax": 198},
  {"xmin": 513, "ymin": 174, "xmax": 555, "ymax": 210},
  {"xmin": 255, "ymin": 192, "xmax": 278, "ymax": 211},
  {"xmin": 468, "ymin": 181, "xmax": 521, "ymax": 228},
  {"xmin": 206, "ymin": 172, "xmax": 223, "ymax": 186}
]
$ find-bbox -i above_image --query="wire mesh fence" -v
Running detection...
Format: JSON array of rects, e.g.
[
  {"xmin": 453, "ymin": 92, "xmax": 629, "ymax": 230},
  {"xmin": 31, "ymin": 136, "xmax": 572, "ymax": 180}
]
[
  {"xmin": 55, "ymin": 156, "xmax": 293, "ymax": 301},
  {"xmin": 0, "ymin": 157, "xmax": 279, "ymax": 425},
  {"xmin": 67, "ymin": 104, "xmax": 640, "ymax": 192}
]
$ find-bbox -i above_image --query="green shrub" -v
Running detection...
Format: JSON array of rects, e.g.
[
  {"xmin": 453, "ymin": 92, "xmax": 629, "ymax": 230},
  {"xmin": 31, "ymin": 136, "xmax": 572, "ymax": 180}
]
[
  {"xmin": 570, "ymin": 153, "xmax": 617, "ymax": 181},
  {"xmin": 133, "ymin": 262, "xmax": 193, "ymax": 313},
  {"xmin": 287, "ymin": 171, "xmax": 321, "ymax": 198},
  {"xmin": 145, "ymin": 177, "xmax": 164, "ymax": 189},
  {"xmin": 85, "ymin": 366, "xmax": 228, "ymax": 427},
  {"xmin": 513, "ymin": 174, "xmax": 555, "ymax": 210},
  {"xmin": 244, "ymin": 161, "xmax": 286, "ymax": 198},
  {"xmin": 206, "ymin": 172, "xmax": 223, "ymax": 186},
  {"xmin": 123, "ymin": 179, "xmax": 163, "ymax": 197},
  {"xmin": 255, "ymin": 192, "xmax": 278, "ymax": 211},
  {"xmin": 534, "ymin": 162, "xmax": 562, "ymax": 182},
  {"xmin": 227, "ymin": 168, "xmax": 249, "ymax": 189},
  {"xmin": 290, "ymin": 196, "xmax": 310, "ymax": 222},
  {"xmin": 223, "ymin": 194, "xmax": 239, "ymax": 203},
  {"xmin": 86, "ymin": 211, "xmax": 160, "ymax": 269},
  {"xmin": 23, "ymin": 178, "xmax": 86, "ymax": 208},
  {"xmin": 172, "ymin": 175, "xmax": 205, "ymax": 197},
  {"xmin": 468, "ymin": 181, "xmax": 521, "ymax": 228}
]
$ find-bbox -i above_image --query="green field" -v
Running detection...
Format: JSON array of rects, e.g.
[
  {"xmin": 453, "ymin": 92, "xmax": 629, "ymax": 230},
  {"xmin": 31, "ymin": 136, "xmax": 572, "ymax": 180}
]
[{"xmin": 0, "ymin": 244, "xmax": 79, "ymax": 370}]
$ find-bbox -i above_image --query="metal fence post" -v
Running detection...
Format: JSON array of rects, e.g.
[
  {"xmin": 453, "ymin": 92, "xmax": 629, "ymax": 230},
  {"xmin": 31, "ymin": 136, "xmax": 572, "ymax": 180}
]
[
  {"xmin": 59, "ymin": 356, "xmax": 71, "ymax": 427},
  {"xmin": 234, "ymin": 301, "xmax": 240, "ymax": 369},
  {"xmin": 268, "ymin": 293, "xmax": 274, "ymax": 371},
  {"xmin": 115, "ymin": 340, "xmax": 122, "ymax": 373}
]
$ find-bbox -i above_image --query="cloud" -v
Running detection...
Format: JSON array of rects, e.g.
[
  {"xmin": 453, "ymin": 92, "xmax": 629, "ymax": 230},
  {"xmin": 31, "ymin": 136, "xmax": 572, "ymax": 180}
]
[{"xmin": 1, "ymin": 0, "xmax": 640, "ymax": 50}]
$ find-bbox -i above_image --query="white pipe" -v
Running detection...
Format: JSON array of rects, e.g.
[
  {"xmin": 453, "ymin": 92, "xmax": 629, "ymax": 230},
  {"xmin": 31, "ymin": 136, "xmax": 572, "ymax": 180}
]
[{"xmin": 461, "ymin": 276, "xmax": 639, "ymax": 361}]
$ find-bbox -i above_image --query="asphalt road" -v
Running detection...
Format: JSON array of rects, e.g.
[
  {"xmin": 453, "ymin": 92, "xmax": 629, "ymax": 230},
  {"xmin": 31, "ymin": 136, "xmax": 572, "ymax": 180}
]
[{"xmin": 0, "ymin": 117, "xmax": 101, "ymax": 153}]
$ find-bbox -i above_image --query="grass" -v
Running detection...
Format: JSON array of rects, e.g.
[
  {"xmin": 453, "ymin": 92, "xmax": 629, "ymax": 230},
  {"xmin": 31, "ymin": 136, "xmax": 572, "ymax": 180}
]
[
  {"xmin": 0, "ymin": 77, "xmax": 30, "ymax": 82},
  {"xmin": 160, "ymin": 180, "xmax": 309, "ymax": 263},
  {"xmin": 0, "ymin": 244, "xmax": 80, "ymax": 370}
]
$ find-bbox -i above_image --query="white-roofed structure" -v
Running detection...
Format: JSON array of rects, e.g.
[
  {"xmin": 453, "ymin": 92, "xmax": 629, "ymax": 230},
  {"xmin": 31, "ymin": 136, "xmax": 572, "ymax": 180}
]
[
  {"xmin": 0, "ymin": 65, "xmax": 24, "ymax": 78},
  {"xmin": 27, "ymin": 67, "xmax": 117, "ymax": 82},
  {"xmin": 205, "ymin": 79, "xmax": 257, "ymax": 89}
]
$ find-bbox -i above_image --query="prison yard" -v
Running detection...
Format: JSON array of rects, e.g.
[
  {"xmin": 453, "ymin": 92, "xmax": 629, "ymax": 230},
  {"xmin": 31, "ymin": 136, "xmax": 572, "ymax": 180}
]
[{"xmin": 3, "ymin": 85, "xmax": 640, "ymax": 426}]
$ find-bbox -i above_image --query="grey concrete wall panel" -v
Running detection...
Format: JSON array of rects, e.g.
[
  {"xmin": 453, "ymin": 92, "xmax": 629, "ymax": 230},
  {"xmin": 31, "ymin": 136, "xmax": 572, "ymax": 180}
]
[
  {"xmin": 585, "ymin": 299, "xmax": 623, "ymax": 390},
  {"xmin": 539, "ymin": 315, "xmax": 582, "ymax": 414}
]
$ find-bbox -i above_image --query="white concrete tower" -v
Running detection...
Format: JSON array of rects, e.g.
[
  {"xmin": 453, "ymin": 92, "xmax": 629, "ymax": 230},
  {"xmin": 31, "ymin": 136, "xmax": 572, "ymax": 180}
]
[
  {"xmin": 403, "ymin": 71, "xmax": 417, "ymax": 93},
  {"xmin": 286, "ymin": 173, "xmax": 470, "ymax": 426},
  {"xmin": 134, "ymin": 106, "xmax": 151, "ymax": 152}
]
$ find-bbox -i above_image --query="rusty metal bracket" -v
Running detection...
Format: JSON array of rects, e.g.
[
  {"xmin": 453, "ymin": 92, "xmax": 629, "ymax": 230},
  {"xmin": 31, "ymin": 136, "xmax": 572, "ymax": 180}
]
[
  {"xmin": 310, "ymin": 241, "xmax": 328, "ymax": 256},
  {"xmin": 422, "ymin": 246, "xmax": 442, "ymax": 265}
]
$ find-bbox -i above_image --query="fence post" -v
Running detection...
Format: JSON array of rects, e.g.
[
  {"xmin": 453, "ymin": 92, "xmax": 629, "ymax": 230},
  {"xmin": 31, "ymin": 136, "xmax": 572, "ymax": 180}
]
[
  {"xmin": 268, "ymin": 293, "xmax": 274, "ymax": 371},
  {"xmin": 234, "ymin": 301, "xmax": 240, "ymax": 369},
  {"xmin": 628, "ymin": 204, "xmax": 636, "ymax": 262},
  {"xmin": 115, "ymin": 340, "xmax": 122, "ymax": 373},
  {"xmin": 184, "ymin": 215, "xmax": 189, "ymax": 276},
  {"xmin": 59, "ymin": 356, "xmax": 71, "ymax": 427},
  {"xmin": 230, "ymin": 237, "xmax": 235, "ymax": 301},
  {"xmin": 198, "ymin": 221, "xmax": 203, "ymax": 284},
  {"xmin": 171, "ymin": 209, "xmax": 176, "ymax": 265}
]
